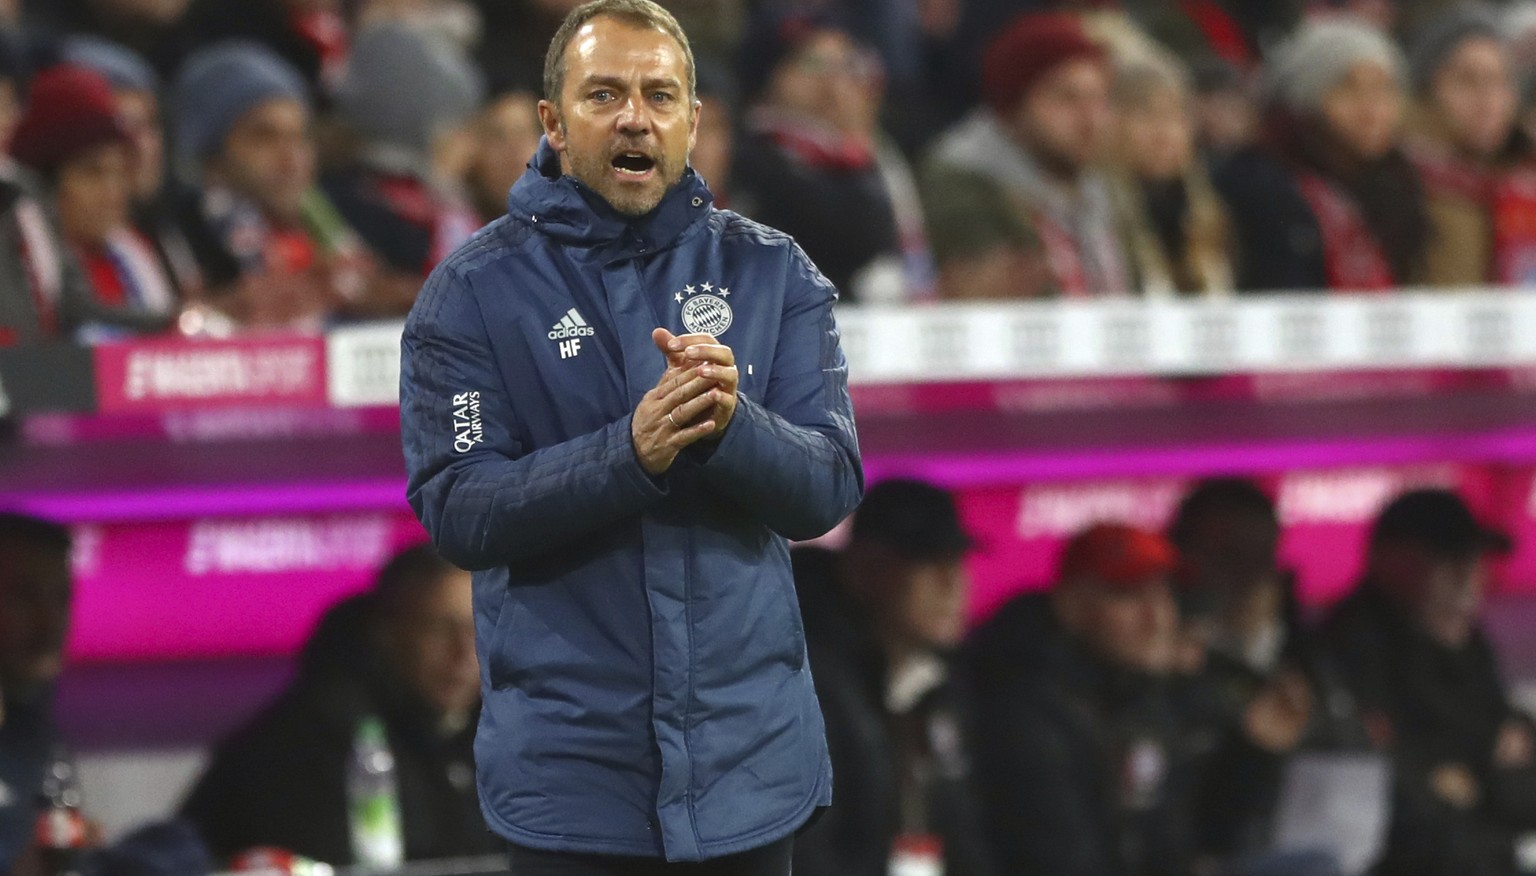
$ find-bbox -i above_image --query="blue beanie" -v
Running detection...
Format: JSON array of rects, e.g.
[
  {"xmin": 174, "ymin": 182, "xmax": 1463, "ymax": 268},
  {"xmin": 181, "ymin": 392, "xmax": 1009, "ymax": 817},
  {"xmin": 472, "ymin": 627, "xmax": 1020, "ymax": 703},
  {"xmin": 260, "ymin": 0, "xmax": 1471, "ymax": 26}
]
[
  {"xmin": 61, "ymin": 35, "xmax": 158, "ymax": 92},
  {"xmin": 172, "ymin": 40, "xmax": 308, "ymax": 166}
]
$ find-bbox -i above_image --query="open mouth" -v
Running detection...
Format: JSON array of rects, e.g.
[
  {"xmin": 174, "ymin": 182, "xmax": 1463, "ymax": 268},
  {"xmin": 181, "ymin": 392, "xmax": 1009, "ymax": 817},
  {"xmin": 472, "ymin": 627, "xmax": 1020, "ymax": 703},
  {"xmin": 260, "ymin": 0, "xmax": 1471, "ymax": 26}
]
[{"xmin": 612, "ymin": 152, "xmax": 656, "ymax": 177}]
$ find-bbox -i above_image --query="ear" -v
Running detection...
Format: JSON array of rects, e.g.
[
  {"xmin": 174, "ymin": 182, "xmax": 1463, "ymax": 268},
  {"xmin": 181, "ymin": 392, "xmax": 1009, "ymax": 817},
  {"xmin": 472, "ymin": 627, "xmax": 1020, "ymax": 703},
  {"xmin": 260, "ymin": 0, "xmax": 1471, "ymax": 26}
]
[{"xmin": 538, "ymin": 99, "xmax": 566, "ymax": 152}]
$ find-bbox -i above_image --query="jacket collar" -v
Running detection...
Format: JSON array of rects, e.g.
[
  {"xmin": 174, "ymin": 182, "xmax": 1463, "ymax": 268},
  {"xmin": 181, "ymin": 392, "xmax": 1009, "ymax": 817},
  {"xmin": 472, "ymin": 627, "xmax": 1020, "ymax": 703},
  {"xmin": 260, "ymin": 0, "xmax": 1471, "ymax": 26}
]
[{"xmin": 506, "ymin": 137, "xmax": 713, "ymax": 255}]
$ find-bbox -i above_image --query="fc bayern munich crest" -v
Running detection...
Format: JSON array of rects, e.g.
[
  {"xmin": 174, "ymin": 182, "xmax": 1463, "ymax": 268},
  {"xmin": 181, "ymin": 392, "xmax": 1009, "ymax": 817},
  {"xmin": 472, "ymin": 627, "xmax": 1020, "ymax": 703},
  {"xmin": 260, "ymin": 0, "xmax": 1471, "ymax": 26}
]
[{"xmin": 676, "ymin": 281, "xmax": 734, "ymax": 336}]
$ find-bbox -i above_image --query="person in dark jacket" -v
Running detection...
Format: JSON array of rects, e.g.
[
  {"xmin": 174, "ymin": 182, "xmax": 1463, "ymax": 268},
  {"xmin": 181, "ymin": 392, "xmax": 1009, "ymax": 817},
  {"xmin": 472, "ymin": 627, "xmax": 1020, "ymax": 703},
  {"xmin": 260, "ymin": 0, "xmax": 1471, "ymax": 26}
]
[
  {"xmin": 0, "ymin": 513, "xmax": 73, "ymax": 874},
  {"xmin": 731, "ymin": 12, "xmax": 918, "ymax": 303},
  {"xmin": 1321, "ymin": 489, "xmax": 1536, "ymax": 876},
  {"xmin": 180, "ymin": 544, "xmax": 494, "ymax": 867},
  {"xmin": 397, "ymin": 0, "xmax": 863, "ymax": 871},
  {"xmin": 966, "ymin": 522, "xmax": 1195, "ymax": 876},
  {"xmin": 792, "ymin": 480, "xmax": 996, "ymax": 876},
  {"xmin": 1215, "ymin": 19, "xmax": 1430, "ymax": 293}
]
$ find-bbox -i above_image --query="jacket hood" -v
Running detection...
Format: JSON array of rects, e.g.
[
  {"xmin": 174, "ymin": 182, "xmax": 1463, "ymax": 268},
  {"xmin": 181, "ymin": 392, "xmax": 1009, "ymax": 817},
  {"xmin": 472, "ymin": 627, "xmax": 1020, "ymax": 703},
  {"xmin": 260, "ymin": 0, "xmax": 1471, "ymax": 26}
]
[{"xmin": 507, "ymin": 136, "xmax": 714, "ymax": 253}]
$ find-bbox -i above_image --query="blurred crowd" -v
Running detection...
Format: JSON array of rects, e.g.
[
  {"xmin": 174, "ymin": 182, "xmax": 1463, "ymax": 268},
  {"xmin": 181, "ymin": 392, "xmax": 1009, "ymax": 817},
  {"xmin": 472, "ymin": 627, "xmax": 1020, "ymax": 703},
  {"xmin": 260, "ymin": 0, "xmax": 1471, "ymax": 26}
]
[
  {"xmin": 6, "ymin": 0, "xmax": 1536, "ymax": 345},
  {"xmin": 5, "ymin": 476, "xmax": 1536, "ymax": 876}
]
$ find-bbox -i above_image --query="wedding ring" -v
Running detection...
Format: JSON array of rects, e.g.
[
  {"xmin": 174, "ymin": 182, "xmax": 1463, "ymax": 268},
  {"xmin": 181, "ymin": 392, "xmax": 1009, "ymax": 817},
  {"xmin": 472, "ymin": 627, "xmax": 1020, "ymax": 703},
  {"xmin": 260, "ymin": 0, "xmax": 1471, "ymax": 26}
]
[{"xmin": 667, "ymin": 410, "xmax": 680, "ymax": 428}]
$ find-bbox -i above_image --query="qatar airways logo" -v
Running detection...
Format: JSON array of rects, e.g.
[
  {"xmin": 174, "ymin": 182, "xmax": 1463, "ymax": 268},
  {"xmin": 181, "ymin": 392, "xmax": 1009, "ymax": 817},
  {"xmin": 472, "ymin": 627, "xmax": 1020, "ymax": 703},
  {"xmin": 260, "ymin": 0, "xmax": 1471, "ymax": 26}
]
[{"xmin": 452, "ymin": 392, "xmax": 483, "ymax": 453}]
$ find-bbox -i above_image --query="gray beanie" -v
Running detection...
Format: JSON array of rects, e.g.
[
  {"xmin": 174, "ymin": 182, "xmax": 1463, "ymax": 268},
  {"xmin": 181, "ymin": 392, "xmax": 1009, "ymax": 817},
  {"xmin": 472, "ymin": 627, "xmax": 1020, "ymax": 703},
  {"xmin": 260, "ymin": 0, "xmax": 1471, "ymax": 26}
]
[
  {"xmin": 61, "ymin": 36, "xmax": 158, "ymax": 93},
  {"xmin": 1268, "ymin": 19, "xmax": 1406, "ymax": 113},
  {"xmin": 1407, "ymin": 6, "xmax": 1505, "ymax": 94},
  {"xmin": 172, "ymin": 41, "xmax": 309, "ymax": 166},
  {"xmin": 336, "ymin": 22, "xmax": 485, "ymax": 157}
]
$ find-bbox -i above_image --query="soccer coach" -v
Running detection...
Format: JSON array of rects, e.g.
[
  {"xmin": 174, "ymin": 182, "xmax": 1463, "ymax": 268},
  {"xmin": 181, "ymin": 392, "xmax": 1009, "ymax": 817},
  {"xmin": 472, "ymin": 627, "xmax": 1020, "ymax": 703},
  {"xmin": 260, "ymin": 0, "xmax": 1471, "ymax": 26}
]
[{"xmin": 397, "ymin": 1, "xmax": 864, "ymax": 873}]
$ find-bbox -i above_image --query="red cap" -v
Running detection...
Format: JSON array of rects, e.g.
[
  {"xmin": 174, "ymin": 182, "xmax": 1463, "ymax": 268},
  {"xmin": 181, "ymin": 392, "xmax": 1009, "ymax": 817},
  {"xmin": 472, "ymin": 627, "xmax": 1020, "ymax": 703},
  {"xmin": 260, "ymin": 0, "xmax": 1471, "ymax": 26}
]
[
  {"xmin": 10, "ymin": 65, "xmax": 132, "ymax": 175},
  {"xmin": 1059, "ymin": 523, "xmax": 1178, "ymax": 588},
  {"xmin": 981, "ymin": 12, "xmax": 1107, "ymax": 116}
]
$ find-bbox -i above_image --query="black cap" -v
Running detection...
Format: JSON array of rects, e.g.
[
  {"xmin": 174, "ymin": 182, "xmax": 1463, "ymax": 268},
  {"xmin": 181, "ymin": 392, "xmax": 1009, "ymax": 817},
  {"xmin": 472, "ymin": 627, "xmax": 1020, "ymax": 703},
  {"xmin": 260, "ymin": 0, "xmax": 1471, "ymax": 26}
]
[
  {"xmin": 851, "ymin": 479, "xmax": 975, "ymax": 560},
  {"xmin": 1370, "ymin": 488, "xmax": 1514, "ymax": 558}
]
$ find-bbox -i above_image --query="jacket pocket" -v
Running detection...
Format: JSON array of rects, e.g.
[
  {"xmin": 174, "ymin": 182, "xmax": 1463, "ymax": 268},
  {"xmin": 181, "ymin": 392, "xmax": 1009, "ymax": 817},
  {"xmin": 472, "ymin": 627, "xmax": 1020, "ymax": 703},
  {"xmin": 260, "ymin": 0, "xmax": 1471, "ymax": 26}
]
[{"xmin": 487, "ymin": 591, "xmax": 527, "ymax": 690}]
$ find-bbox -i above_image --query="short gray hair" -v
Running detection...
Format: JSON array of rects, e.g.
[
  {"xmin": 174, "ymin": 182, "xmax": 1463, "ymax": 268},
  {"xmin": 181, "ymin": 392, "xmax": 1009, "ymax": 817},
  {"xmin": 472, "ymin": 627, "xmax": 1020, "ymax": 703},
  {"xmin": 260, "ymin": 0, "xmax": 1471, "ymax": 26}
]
[
  {"xmin": 543, "ymin": 0, "xmax": 696, "ymax": 106},
  {"xmin": 1268, "ymin": 19, "xmax": 1405, "ymax": 112}
]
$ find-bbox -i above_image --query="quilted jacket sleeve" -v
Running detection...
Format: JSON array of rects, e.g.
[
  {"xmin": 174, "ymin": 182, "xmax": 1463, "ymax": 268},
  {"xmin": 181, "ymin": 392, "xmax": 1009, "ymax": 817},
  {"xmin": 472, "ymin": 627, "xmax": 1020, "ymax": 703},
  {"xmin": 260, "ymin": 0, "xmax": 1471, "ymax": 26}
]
[
  {"xmin": 697, "ymin": 243, "xmax": 864, "ymax": 540},
  {"xmin": 401, "ymin": 263, "xmax": 667, "ymax": 570}
]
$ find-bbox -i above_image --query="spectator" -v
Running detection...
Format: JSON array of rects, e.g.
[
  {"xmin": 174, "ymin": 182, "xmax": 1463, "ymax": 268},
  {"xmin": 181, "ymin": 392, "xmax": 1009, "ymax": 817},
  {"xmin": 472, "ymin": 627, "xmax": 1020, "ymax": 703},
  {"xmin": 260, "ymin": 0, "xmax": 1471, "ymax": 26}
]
[
  {"xmin": 0, "ymin": 49, "xmax": 153, "ymax": 345},
  {"xmin": 965, "ymin": 523, "xmax": 1192, "ymax": 876},
  {"xmin": 9, "ymin": 65, "xmax": 177, "ymax": 339},
  {"xmin": 1170, "ymin": 479, "xmax": 1369, "ymax": 869},
  {"xmin": 181, "ymin": 544, "xmax": 494, "ymax": 866},
  {"xmin": 0, "ymin": 513, "xmax": 72, "ymax": 874},
  {"xmin": 923, "ymin": 13, "xmax": 1132, "ymax": 299},
  {"xmin": 324, "ymin": 21, "xmax": 482, "ymax": 296},
  {"xmin": 791, "ymin": 480, "xmax": 998, "ymax": 876},
  {"xmin": 733, "ymin": 13, "xmax": 924, "ymax": 303},
  {"xmin": 1321, "ymin": 488, "xmax": 1536, "ymax": 876},
  {"xmin": 1107, "ymin": 53, "xmax": 1234, "ymax": 296},
  {"xmin": 1189, "ymin": 56, "xmax": 1258, "ymax": 157},
  {"xmin": 1405, "ymin": 8, "xmax": 1536, "ymax": 287},
  {"xmin": 463, "ymin": 85, "xmax": 542, "ymax": 225},
  {"xmin": 170, "ymin": 41, "xmax": 381, "ymax": 330},
  {"xmin": 1215, "ymin": 19, "xmax": 1429, "ymax": 292}
]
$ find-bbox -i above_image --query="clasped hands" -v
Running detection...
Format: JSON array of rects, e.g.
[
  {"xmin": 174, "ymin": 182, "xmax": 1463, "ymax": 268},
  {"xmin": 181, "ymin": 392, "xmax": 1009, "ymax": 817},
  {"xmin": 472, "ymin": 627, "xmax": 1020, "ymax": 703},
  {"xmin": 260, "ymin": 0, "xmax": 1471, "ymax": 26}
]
[{"xmin": 632, "ymin": 328, "xmax": 739, "ymax": 475}]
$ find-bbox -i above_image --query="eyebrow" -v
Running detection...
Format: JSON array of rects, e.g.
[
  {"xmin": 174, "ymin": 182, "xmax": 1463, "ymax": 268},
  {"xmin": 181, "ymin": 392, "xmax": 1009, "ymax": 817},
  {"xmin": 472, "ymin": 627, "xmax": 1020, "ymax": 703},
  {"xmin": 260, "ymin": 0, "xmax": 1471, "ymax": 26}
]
[{"xmin": 579, "ymin": 74, "xmax": 684, "ymax": 92}]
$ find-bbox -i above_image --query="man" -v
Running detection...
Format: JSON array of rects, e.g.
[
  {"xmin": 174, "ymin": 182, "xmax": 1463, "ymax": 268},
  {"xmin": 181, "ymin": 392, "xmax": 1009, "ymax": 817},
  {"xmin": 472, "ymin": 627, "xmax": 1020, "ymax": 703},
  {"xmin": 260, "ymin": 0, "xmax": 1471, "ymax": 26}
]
[
  {"xmin": 1321, "ymin": 489, "xmax": 1536, "ymax": 876},
  {"xmin": 181, "ymin": 544, "xmax": 495, "ymax": 866},
  {"xmin": 965, "ymin": 523, "xmax": 1191, "ymax": 876},
  {"xmin": 922, "ymin": 12, "xmax": 1131, "ymax": 299},
  {"xmin": 0, "ymin": 513, "xmax": 72, "ymax": 873},
  {"xmin": 791, "ymin": 480, "xmax": 996, "ymax": 876},
  {"xmin": 398, "ymin": 0, "xmax": 863, "ymax": 872},
  {"xmin": 170, "ymin": 41, "xmax": 401, "ymax": 329}
]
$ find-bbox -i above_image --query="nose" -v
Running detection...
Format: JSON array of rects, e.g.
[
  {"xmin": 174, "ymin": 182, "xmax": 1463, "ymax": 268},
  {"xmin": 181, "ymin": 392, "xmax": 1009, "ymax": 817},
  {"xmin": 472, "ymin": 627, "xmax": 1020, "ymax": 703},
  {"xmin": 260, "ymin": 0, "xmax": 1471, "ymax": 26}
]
[{"xmin": 616, "ymin": 93, "xmax": 651, "ymax": 134}]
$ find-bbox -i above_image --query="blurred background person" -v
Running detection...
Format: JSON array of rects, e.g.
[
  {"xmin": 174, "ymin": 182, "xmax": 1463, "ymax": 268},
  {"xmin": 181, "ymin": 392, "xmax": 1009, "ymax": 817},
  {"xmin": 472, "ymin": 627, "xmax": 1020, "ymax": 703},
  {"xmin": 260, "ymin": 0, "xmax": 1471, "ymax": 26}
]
[
  {"xmin": 689, "ymin": 58, "xmax": 737, "ymax": 208},
  {"xmin": 323, "ymin": 20, "xmax": 482, "ymax": 313},
  {"xmin": 923, "ymin": 12, "xmax": 1130, "ymax": 300},
  {"xmin": 1188, "ymin": 56, "xmax": 1259, "ymax": 159},
  {"xmin": 792, "ymin": 480, "xmax": 998, "ymax": 876},
  {"xmin": 0, "ymin": 513, "xmax": 73, "ymax": 874},
  {"xmin": 60, "ymin": 35, "xmax": 206, "ymax": 302},
  {"xmin": 9, "ymin": 65, "xmax": 177, "ymax": 340},
  {"xmin": 733, "ymin": 12, "xmax": 927, "ymax": 304},
  {"xmin": 1321, "ymin": 489, "xmax": 1536, "ymax": 876},
  {"xmin": 463, "ymin": 83, "xmax": 542, "ymax": 226},
  {"xmin": 1106, "ymin": 52, "xmax": 1234, "ymax": 296},
  {"xmin": 181, "ymin": 543, "xmax": 492, "ymax": 866},
  {"xmin": 1215, "ymin": 19, "xmax": 1428, "ymax": 293},
  {"xmin": 1404, "ymin": 8, "xmax": 1536, "ymax": 287},
  {"xmin": 169, "ymin": 41, "xmax": 388, "ymax": 331},
  {"xmin": 964, "ymin": 523, "xmax": 1192, "ymax": 876}
]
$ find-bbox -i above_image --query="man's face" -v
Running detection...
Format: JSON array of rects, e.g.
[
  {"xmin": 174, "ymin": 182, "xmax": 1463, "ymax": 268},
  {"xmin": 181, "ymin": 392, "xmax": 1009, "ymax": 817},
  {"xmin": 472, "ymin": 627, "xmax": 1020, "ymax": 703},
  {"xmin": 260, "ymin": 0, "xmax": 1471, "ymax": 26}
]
[
  {"xmin": 1431, "ymin": 37, "xmax": 1517, "ymax": 160},
  {"xmin": 885, "ymin": 557, "xmax": 969, "ymax": 651},
  {"xmin": 1377, "ymin": 544, "xmax": 1488, "ymax": 648},
  {"xmin": 211, "ymin": 97, "xmax": 316, "ymax": 222},
  {"xmin": 1060, "ymin": 577, "xmax": 1179, "ymax": 675},
  {"xmin": 385, "ymin": 569, "xmax": 480, "ymax": 720},
  {"xmin": 1116, "ymin": 83, "xmax": 1194, "ymax": 182},
  {"xmin": 766, "ymin": 30, "xmax": 882, "ymax": 137},
  {"xmin": 115, "ymin": 88, "xmax": 165, "ymax": 201},
  {"xmin": 0, "ymin": 540, "xmax": 72, "ymax": 696},
  {"xmin": 1009, "ymin": 58, "xmax": 1113, "ymax": 177},
  {"xmin": 470, "ymin": 91, "xmax": 544, "ymax": 214},
  {"xmin": 539, "ymin": 16, "xmax": 699, "ymax": 216},
  {"xmin": 57, "ymin": 142, "xmax": 136, "ymax": 247}
]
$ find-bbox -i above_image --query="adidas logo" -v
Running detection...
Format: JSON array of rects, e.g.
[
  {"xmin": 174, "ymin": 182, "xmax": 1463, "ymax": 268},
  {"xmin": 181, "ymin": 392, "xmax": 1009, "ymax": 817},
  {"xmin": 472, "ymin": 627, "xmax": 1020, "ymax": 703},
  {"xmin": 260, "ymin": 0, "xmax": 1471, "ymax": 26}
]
[{"xmin": 547, "ymin": 308, "xmax": 596, "ymax": 340}]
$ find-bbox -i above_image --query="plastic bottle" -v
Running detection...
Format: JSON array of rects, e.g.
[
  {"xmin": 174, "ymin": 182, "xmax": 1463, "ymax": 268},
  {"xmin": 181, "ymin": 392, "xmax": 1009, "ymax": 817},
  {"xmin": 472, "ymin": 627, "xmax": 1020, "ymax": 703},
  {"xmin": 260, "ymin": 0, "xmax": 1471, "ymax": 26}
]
[
  {"xmin": 33, "ymin": 744, "xmax": 87, "ymax": 876},
  {"xmin": 347, "ymin": 716, "xmax": 404, "ymax": 870}
]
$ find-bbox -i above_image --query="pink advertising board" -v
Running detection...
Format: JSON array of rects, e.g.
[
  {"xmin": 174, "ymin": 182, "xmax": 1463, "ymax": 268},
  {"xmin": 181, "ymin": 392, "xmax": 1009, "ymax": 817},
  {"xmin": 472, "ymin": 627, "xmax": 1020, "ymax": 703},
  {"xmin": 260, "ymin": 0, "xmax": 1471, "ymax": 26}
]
[{"xmin": 93, "ymin": 336, "xmax": 329, "ymax": 414}]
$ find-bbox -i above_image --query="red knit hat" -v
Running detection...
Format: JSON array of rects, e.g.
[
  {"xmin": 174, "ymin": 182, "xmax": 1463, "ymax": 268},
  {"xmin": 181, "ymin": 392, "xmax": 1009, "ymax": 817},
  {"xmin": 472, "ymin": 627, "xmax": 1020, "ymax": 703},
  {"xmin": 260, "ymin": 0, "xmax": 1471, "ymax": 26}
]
[
  {"xmin": 10, "ymin": 65, "xmax": 133, "ymax": 175},
  {"xmin": 1058, "ymin": 523, "xmax": 1178, "ymax": 589},
  {"xmin": 981, "ymin": 12, "xmax": 1108, "ymax": 116}
]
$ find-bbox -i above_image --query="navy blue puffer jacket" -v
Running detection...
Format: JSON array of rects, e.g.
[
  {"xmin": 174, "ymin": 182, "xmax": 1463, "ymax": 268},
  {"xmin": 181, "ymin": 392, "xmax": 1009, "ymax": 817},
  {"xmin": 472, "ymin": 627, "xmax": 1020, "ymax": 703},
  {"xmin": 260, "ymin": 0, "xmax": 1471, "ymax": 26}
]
[{"xmin": 400, "ymin": 140, "xmax": 863, "ymax": 861}]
